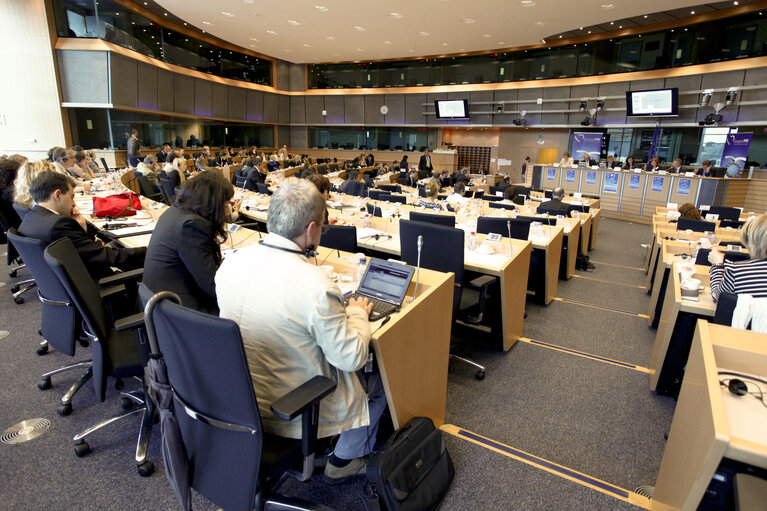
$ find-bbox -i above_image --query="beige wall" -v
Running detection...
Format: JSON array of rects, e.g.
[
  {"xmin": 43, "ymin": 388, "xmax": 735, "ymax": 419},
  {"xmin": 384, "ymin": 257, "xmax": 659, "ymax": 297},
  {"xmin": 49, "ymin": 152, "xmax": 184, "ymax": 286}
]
[
  {"xmin": 498, "ymin": 128, "xmax": 570, "ymax": 182},
  {"xmin": 0, "ymin": 0, "xmax": 67, "ymax": 159}
]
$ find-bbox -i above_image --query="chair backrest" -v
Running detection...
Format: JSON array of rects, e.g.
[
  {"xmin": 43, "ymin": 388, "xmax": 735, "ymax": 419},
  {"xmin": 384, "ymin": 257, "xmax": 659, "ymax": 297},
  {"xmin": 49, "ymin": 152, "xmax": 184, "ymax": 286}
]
[
  {"xmin": 317, "ymin": 164, "xmax": 328, "ymax": 174},
  {"xmin": 399, "ymin": 220, "xmax": 464, "ymax": 312},
  {"xmin": 513, "ymin": 196, "xmax": 526, "ymax": 206},
  {"xmin": 12, "ymin": 203, "xmax": 30, "ymax": 220},
  {"xmin": 346, "ymin": 181, "xmax": 365, "ymax": 197},
  {"xmin": 8, "ymin": 229, "xmax": 78, "ymax": 356},
  {"xmin": 367, "ymin": 189, "xmax": 383, "ymax": 200},
  {"xmin": 489, "ymin": 185, "xmax": 502, "ymax": 196},
  {"xmin": 329, "ymin": 163, "xmax": 339, "ymax": 172},
  {"xmin": 256, "ymin": 183, "xmax": 272, "ymax": 195},
  {"xmin": 418, "ymin": 185, "xmax": 427, "ymax": 198},
  {"xmin": 136, "ymin": 175, "xmax": 160, "ymax": 199},
  {"xmin": 409, "ymin": 211, "xmax": 455, "ymax": 228},
  {"xmin": 677, "ymin": 217, "xmax": 717, "ymax": 233},
  {"xmin": 366, "ymin": 203, "xmax": 383, "ymax": 217},
  {"xmin": 234, "ymin": 175, "xmax": 247, "ymax": 188},
  {"xmin": 708, "ymin": 206, "xmax": 741, "ymax": 221},
  {"xmin": 516, "ymin": 215, "xmax": 557, "ymax": 226},
  {"xmin": 477, "ymin": 217, "xmax": 530, "ymax": 240},
  {"xmin": 158, "ymin": 178, "xmax": 174, "ymax": 205},
  {"xmin": 378, "ymin": 184, "xmax": 401, "ymax": 193},
  {"xmin": 544, "ymin": 190, "xmax": 553, "ymax": 199},
  {"xmin": 379, "ymin": 193, "xmax": 406, "ymax": 204},
  {"xmin": 120, "ymin": 170, "xmax": 140, "ymax": 194},
  {"xmin": 514, "ymin": 185, "xmax": 531, "ymax": 198},
  {"xmin": 441, "ymin": 178, "xmax": 452, "ymax": 188},
  {"xmin": 481, "ymin": 194, "xmax": 502, "ymax": 202},
  {"xmin": 0, "ymin": 208, "xmax": 20, "ymax": 264},
  {"xmin": 695, "ymin": 248, "xmax": 750, "ymax": 266},
  {"xmin": 144, "ymin": 290, "xmax": 262, "ymax": 511},
  {"xmin": 321, "ymin": 225, "xmax": 358, "ymax": 253},
  {"xmin": 719, "ymin": 219, "xmax": 744, "ymax": 229},
  {"xmin": 712, "ymin": 292, "xmax": 738, "ymax": 326},
  {"xmin": 489, "ymin": 202, "xmax": 516, "ymax": 211},
  {"xmin": 99, "ymin": 157, "xmax": 110, "ymax": 174}
]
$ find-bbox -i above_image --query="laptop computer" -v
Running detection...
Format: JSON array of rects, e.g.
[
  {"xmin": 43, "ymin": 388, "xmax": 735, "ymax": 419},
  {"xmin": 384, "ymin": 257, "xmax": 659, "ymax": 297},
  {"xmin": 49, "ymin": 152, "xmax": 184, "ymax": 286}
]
[{"xmin": 344, "ymin": 258, "xmax": 415, "ymax": 321}]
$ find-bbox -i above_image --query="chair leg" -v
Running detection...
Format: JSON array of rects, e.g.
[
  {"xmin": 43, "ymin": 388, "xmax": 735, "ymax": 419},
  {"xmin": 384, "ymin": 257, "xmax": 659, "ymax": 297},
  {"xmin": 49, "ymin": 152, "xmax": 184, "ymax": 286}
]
[
  {"xmin": 11, "ymin": 280, "xmax": 36, "ymax": 304},
  {"xmin": 73, "ymin": 405, "xmax": 146, "ymax": 443},
  {"xmin": 450, "ymin": 354, "xmax": 486, "ymax": 380},
  {"xmin": 135, "ymin": 399, "xmax": 156, "ymax": 477}
]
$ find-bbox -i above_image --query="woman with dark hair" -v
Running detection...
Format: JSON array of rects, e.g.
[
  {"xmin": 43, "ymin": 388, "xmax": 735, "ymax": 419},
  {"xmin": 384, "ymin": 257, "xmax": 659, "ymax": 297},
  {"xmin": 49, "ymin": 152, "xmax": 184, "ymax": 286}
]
[
  {"xmin": 622, "ymin": 155, "xmax": 637, "ymax": 170},
  {"xmin": 305, "ymin": 173, "xmax": 336, "ymax": 225},
  {"xmin": 143, "ymin": 171, "xmax": 235, "ymax": 314}
]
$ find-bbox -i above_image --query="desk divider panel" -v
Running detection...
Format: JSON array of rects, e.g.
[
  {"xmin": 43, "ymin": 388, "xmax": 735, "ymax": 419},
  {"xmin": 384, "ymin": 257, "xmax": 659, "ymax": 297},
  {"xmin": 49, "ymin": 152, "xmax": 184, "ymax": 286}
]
[
  {"xmin": 579, "ymin": 168, "xmax": 602, "ymax": 197},
  {"xmin": 668, "ymin": 176, "xmax": 700, "ymax": 208},
  {"xmin": 619, "ymin": 171, "xmax": 646, "ymax": 216},
  {"xmin": 599, "ymin": 170, "xmax": 621, "ymax": 213},
  {"xmin": 643, "ymin": 174, "xmax": 673, "ymax": 219},
  {"xmin": 562, "ymin": 167, "xmax": 580, "ymax": 192},
  {"xmin": 541, "ymin": 166, "xmax": 561, "ymax": 190}
]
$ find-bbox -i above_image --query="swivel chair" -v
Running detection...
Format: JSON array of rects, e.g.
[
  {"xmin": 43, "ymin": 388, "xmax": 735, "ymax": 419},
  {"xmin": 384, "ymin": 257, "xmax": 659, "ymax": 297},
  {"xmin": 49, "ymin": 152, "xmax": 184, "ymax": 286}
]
[
  {"xmin": 158, "ymin": 178, "xmax": 174, "ymax": 205},
  {"xmin": 0, "ymin": 208, "xmax": 36, "ymax": 304},
  {"xmin": 136, "ymin": 175, "xmax": 163, "ymax": 203},
  {"xmin": 378, "ymin": 184, "xmax": 401, "ymax": 194},
  {"xmin": 409, "ymin": 211, "xmax": 455, "ymax": 228},
  {"xmin": 143, "ymin": 290, "xmax": 336, "ymax": 511},
  {"xmin": 399, "ymin": 219, "xmax": 496, "ymax": 380},
  {"xmin": 712, "ymin": 292, "xmax": 739, "ymax": 327},
  {"xmin": 378, "ymin": 193, "xmax": 406, "ymax": 204},
  {"xmin": 707, "ymin": 206, "xmax": 741, "ymax": 221},
  {"xmin": 257, "ymin": 183, "xmax": 273, "ymax": 195},
  {"xmin": 677, "ymin": 218, "xmax": 716, "ymax": 233},
  {"xmin": 320, "ymin": 225, "xmax": 358, "ymax": 254}
]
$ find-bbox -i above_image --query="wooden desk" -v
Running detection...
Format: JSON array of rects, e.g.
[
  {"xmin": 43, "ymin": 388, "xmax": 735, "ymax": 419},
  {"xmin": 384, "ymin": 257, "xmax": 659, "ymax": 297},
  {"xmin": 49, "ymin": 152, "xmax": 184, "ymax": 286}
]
[
  {"xmin": 652, "ymin": 321, "xmax": 767, "ymax": 511},
  {"xmin": 649, "ymin": 261, "xmax": 716, "ymax": 395}
]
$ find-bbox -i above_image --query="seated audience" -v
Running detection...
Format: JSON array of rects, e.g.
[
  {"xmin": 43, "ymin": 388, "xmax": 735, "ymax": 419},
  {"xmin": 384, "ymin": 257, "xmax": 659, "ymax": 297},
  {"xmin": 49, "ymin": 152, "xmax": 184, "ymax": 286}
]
[
  {"xmin": 417, "ymin": 181, "xmax": 443, "ymax": 211},
  {"xmin": 14, "ymin": 160, "xmax": 51, "ymax": 210},
  {"xmin": 19, "ymin": 171, "xmax": 145, "ymax": 280},
  {"xmin": 445, "ymin": 181, "xmax": 470, "ymax": 208},
  {"xmin": 710, "ymin": 215, "xmax": 767, "ymax": 302},
  {"xmin": 496, "ymin": 176, "xmax": 511, "ymax": 191},
  {"xmin": 696, "ymin": 160, "xmax": 716, "ymax": 177},
  {"xmin": 339, "ymin": 170, "xmax": 366, "ymax": 194},
  {"xmin": 678, "ymin": 203, "xmax": 702, "ymax": 220},
  {"xmin": 50, "ymin": 147, "xmax": 76, "ymax": 177},
  {"xmin": 137, "ymin": 155, "xmax": 160, "ymax": 185},
  {"xmin": 143, "ymin": 171, "xmax": 235, "ymax": 314},
  {"xmin": 305, "ymin": 173, "xmax": 335, "ymax": 225},
  {"xmin": 498, "ymin": 186, "xmax": 518, "ymax": 206},
  {"xmin": 622, "ymin": 155, "xmax": 637, "ymax": 170},
  {"xmin": 537, "ymin": 186, "xmax": 570, "ymax": 215},
  {"xmin": 266, "ymin": 155, "xmax": 280, "ymax": 172},
  {"xmin": 68, "ymin": 150, "xmax": 97, "ymax": 180},
  {"xmin": 215, "ymin": 178, "xmax": 384, "ymax": 483},
  {"xmin": 245, "ymin": 158, "xmax": 267, "ymax": 191},
  {"xmin": 214, "ymin": 149, "xmax": 233, "ymax": 167},
  {"xmin": 156, "ymin": 143, "xmax": 171, "ymax": 164}
]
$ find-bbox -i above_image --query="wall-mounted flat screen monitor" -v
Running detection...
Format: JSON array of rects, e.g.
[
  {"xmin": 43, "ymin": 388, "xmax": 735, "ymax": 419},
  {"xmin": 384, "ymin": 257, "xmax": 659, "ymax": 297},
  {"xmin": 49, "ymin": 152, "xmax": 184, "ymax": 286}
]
[
  {"xmin": 626, "ymin": 88, "xmax": 678, "ymax": 117},
  {"xmin": 435, "ymin": 99, "xmax": 469, "ymax": 119}
]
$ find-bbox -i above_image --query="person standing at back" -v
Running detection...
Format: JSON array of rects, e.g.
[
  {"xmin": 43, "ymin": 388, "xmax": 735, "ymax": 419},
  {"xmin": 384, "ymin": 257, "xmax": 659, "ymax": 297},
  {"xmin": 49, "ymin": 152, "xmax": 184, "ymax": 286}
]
[
  {"xmin": 418, "ymin": 149, "xmax": 433, "ymax": 178},
  {"xmin": 127, "ymin": 129, "xmax": 141, "ymax": 167}
]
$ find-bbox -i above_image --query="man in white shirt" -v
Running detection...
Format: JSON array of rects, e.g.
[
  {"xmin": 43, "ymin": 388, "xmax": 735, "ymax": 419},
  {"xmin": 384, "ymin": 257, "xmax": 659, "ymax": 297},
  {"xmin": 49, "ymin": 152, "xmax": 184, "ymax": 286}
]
[
  {"xmin": 215, "ymin": 178, "xmax": 386, "ymax": 484},
  {"xmin": 445, "ymin": 181, "xmax": 470, "ymax": 208}
]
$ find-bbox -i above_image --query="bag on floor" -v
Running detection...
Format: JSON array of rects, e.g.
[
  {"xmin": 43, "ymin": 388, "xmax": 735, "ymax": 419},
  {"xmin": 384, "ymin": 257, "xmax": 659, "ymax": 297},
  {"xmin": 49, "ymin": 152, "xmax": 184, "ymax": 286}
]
[{"xmin": 365, "ymin": 417, "xmax": 454, "ymax": 511}]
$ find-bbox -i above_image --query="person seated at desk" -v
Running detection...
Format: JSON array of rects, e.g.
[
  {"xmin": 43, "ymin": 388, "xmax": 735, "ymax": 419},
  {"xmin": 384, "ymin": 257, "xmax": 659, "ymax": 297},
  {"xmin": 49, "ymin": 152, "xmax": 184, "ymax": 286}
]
[
  {"xmin": 306, "ymin": 173, "xmax": 336, "ymax": 225},
  {"xmin": 709, "ymin": 215, "xmax": 767, "ymax": 302},
  {"xmin": 51, "ymin": 147, "xmax": 77, "ymax": 179},
  {"xmin": 417, "ymin": 181, "xmax": 443, "ymax": 211},
  {"xmin": 338, "ymin": 170, "xmax": 366, "ymax": 194},
  {"xmin": 400, "ymin": 155, "xmax": 408, "ymax": 171},
  {"xmin": 216, "ymin": 178, "xmax": 384, "ymax": 484},
  {"xmin": 606, "ymin": 155, "xmax": 619, "ymax": 169},
  {"xmin": 245, "ymin": 158, "xmax": 267, "ymax": 191},
  {"xmin": 19, "ymin": 171, "xmax": 146, "ymax": 280},
  {"xmin": 401, "ymin": 170, "xmax": 418, "ymax": 188},
  {"xmin": 454, "ymin": 167, "xmax": 471, "ymax": 186},
  {"xmin": 537, "ymin": 186, "xmax": 570, "ymax": 215},
  {"xmin": 446, "ymin": 181, "xmax": 470, "ymax": 208},
  {"xmin": 166, "ymin": 157, "xmax": 189, "ymax": 191},
  {"xmin": 156, "ymin": 143, "xmax": 171, "ymax": 164},
  {"xmin": 0, "ymin": 157, "xmax": 23, "ymax": 229},
  {"xmin": 136, "ymin": 154, "xmax": 160, "ymax": 185},
  {"xmin": 14, "ymin": 159, "xmax": 50, "ymax": 210},
  {"xmin": 696, "ymin": 160, "xmax": 716, "ymax": 177},
  {"xmin": 668, "ymin": 158, "xmax": 683, "ymax": 174},
  {"xmin": 144, "ymin": 171, "xmax": 235, "ymax": 315},
  {"xmin": 645, "ymin": 157, "xmax": 661, "ymax": 172},
  {"xmin": 86, "ymin": 150, "xmax": 104, "ymax": 177},
  {"xmin": 68, "ymin": 150, "xmax": 97, "ymax": 181},
  {"xmin": 361, "ymin": 171, "xmax": 375, "ymax": 189},
  {"xmin": 580, "ymin": 153, "xmax": 592, "ymax": 166},
  {"xmin": 496, "ymin": 175, "xmax": 512, "ymax": 192},
  {"xmin": 238, "ymin": 157, "xmax": 255, "ymax": 179},
  {"xmin": 678, "ymin": 203, "xmax": 703, "ymax": 221},
  {"xmin": 497, "ymin": 186, "xmax": 518, "ymax": 206},
  {"xmin": 186, "ymin": 134, "xmax": 201, "ymax": 148},
  {"xmin": 622, "ymin": 155, "xmax": 637, "ymax": 170},
  {"xmin": 559, "ymin": 151, "xmax": 574, "ymax": 167},
  {"xmin": 266, "ymin": 155, "xmax": 280, "ymax": 172},
  {"xmin": 214, "ymin": 150, "xmax": 233, "ymax": 167}
]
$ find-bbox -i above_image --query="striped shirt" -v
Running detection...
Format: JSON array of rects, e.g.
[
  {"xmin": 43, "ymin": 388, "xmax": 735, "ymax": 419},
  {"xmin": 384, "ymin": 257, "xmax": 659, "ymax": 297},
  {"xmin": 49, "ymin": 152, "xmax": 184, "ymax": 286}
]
[
  {"xmin": 417, "ymin": 199, "xmax": 443, "ymax": 211},
  {"xmin": 709, "ymin": 257, "xmax": 767, "ymax": 302}
]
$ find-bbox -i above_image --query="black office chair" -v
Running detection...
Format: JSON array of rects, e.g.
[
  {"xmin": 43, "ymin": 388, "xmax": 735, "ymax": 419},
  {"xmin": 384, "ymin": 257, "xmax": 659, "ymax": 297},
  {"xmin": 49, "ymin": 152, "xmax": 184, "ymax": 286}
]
[
  {"xmin": 712, "ymin": 292, "xmax": 739, "ymax": 326},
  {"xmin": 719, "ymin": 219, "xmax": 745, "ymax": 229},
  {"xmin": 488, "ymin": 185, "xmax": 502, "ymax": 196},
  {"xmin": 409, "ymin": 211, "xmax": 455, "ymax": 228},
  {"xmin": 441, "ymin": 177, "xmax": 453, "ymax": 188},
  {"xmin": 694, "ymin": 248, "xmax": 750, "ymax": 266},
  {"xmin": 44, "ymin": 238, "xmax": 154, "ymax": 476},
  {"xmin": 379, "ymin": 193, "xmax": 407, "ymax": 204},
  {"xmin": 677, "ymin": 218, "xmax": 716, "ymax": 233},
  {"xmin": 477, "ymin": 217, "xmax": 531, "ymax": 240},
  {"xmin": 317, "ymin": 164, "xmax": 328, "ymax": 174},
  {"xmin": 544, "ymin": 190, "xmax": 553, "ymax": 199},
  {"xmin": 143, "ymin": 290, "xmax": 336, "ymax": 511},
  {"xmin": 417, "ymin": 185, "xmax": 427, "ymax": 198},
  {"xmin": 515, "ymin": 185, "xmax": 532, "ymax": 198},
  {"xmin": 320, "ymin": 224, "xmax": 358, "ymax": 254},
  {"xmin": 708, "ymin": 206, "xmax": 741, "ymax": 221},
  {"xmin": 367, "ymin": 189, "xmax": 384, "ymax": 200},
  {"xmin": 12, "ymin": 203, "xmax": 30, "ymax": 220},
  {"xmin": 488, "ymin": 202, "xmax": 516, "ymax": 211},
  {"xmin": 399, "ymin": 220, "xmax": 496, "ymax": 380},
  {"xmin": 136, "ymin": 175, "xmax": 163, "ymax": 203},
  {"xmin": 366, "ymin": 203, "xmax": 383, "ymax": 217},
  {"xmin": 345, "ymin": 181, "xmax": 366, "ymax": 197},
  {"xmin": 0, "ymin": 208, "xmax": 35, "ymax": 304},
  {"xmin": 8, "ymin": 229, "xmax": 93, "ymax": 414},
  {"xmin": 158, "ymin": 178, "xmax": 174, "ymax": 205},
  {"xmin": 378, "ymin": 184, "xmax": 401, "ymax": 193},
  {"xmin": 516, "ymin": 215, "xmax": 557, "ymax": 226},
  {"xmin": 99, "ymin": 157, "xmax": 111, "ymax": 174},
  {"xmin": 480, "ymin": 195, "xmax": 502, "ymax": 202},
  {"xmin": 257, "ymin": 183, "xmax": 273, "ymax": 195},
  {"xmin": 234, "ymin": 175, "xmax": 247, "ymax": 188}
]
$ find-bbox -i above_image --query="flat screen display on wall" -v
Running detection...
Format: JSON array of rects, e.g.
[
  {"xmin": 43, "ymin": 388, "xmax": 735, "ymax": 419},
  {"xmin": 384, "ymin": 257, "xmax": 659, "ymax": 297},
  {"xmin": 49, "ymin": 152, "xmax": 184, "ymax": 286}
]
[
  {"xmin": 435, "ymin": 99, "xmax": 469, "ymax": 119},
  {"xmin": 625, "ymin": 88, "xmax": 679, "ymax": 117}
]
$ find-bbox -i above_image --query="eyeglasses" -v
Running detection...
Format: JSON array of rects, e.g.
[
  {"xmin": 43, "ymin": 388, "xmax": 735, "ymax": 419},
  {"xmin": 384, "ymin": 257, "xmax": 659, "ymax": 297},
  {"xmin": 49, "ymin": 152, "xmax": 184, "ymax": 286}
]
[{"xmin": 321, "ymin": 224, "xmax": 330, "ymax": 235}]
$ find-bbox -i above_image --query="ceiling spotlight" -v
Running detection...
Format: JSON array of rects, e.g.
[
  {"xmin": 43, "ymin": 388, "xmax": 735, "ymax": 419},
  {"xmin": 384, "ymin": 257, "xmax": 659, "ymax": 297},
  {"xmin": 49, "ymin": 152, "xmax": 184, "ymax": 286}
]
[
  {"xmin": 579, "ymin": 100, "xmax": 588, "ymax": 112},
  {"xmin": 699, "ymin": 91, "xmax": 712, "ymax": 107},
  {"xmin": 725, "ymin": 89, "xmax": 738, "ymax": 105},
  {"xmin": 418, "ymin": 31, "xmax": 430, "ymax": 36},
  {"xmin": 699, "ymin": 113, "xmax": 723, "ymax": 126},
  {"xmin": 266, "ymin": 30, "xmax": 277, "ymax": 35},
  {"xmin": 389, "ymin": 12, "xmax": 403, "ymax": 18},
  {"xmin": 496, "ymin": 104, "xmax": 504, "ymax": 114},
  {"xmin": 314, "ymin": 5, "xmax": 328, "ymax": 11},
  {"xmin": 461, "ymin": 18, "xmax": 475, "ymax": 24},
  {"xmin": 596, "ymin": 99, "xmax": 605, "ymax": 112},
  {"xmin": 353, "ymin": 26, "xmax": 366, "ymax": 31},
  {"xmin": 581, "ymin": 117, "xmax": 591, "ymax": 126},
  {"xmin": 520, "ymin": 0, "xmax": 536, "ymax": 6},
  {"xmin": 512, "ymin": 118, "xmax": 527, "ymax": 126},
  {"xmin": 287, "ymin": 19, "xmax": 300, "ymax": 25}
]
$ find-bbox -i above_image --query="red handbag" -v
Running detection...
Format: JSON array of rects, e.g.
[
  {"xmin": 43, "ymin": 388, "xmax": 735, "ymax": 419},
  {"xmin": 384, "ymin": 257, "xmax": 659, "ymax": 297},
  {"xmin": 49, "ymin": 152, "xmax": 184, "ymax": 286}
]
[{"xmin": 92, "ymin": 193, "xmax": 142, "ymax": 217}]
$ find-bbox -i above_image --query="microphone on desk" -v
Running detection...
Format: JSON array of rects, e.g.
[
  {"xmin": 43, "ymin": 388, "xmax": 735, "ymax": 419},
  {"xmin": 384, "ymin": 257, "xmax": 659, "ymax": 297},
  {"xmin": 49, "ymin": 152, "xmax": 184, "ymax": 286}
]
[
  {"xmin": 507, "ymin": 220, "xmax": 513, "ymax": 257},
  {"xmin": 413, "ymin": 235, "xmax": 423, "ymax": 301}
]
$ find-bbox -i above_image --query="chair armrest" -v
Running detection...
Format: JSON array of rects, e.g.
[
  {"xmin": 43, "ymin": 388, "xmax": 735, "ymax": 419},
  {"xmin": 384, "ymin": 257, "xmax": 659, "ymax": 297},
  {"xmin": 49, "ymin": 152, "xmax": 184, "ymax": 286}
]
[
  {"xmin": 114, "ymin": 312, "xmax": 145, "ymax": 331},
  {"xmin": 98, "ymin": 268, "xmax": 144, "ymax": 288},
  {"xmin": 468, "ymin": 275, "xmax": 496, "ymax": 289},
  {"xmin": 99, "ymin": 284, "xmax": 126, "ymax": 300},
  {"xmin": 270, "ymin": 375, "xmax": 337, "ymax": 421}
]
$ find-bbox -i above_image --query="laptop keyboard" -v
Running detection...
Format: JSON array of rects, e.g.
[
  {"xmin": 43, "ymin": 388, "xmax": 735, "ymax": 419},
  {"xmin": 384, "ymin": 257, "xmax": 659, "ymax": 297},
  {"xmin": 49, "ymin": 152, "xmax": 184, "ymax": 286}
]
[{"xmin": 344, "ymin": 292, "xmax": 398, "ymax": 321}]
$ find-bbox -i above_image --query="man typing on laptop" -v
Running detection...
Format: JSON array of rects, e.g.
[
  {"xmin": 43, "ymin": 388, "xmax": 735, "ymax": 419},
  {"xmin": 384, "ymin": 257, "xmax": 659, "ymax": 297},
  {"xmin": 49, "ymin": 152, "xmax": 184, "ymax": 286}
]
[{"xmin": 215, "ymin": 178, "xmax": 388, "ymax": 484}]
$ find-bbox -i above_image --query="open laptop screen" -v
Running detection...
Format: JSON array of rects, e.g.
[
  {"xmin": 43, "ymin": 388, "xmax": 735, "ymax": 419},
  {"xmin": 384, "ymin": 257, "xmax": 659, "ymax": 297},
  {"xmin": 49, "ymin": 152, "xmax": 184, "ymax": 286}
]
[{"xmin": 357, "ymin": 258, "xmax": 414, "ymax": 305}]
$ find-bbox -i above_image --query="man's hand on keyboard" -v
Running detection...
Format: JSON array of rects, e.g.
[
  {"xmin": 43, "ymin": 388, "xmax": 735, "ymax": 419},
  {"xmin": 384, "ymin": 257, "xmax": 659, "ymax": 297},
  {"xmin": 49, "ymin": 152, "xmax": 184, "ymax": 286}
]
[{"xmin": 348, "ymin": 296, "xmax": 373, "ymax": 316}]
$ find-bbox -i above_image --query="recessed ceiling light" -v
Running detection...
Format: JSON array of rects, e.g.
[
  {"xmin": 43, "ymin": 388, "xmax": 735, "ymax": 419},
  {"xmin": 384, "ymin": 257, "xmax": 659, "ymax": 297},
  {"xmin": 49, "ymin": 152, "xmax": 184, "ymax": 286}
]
[
  {"xmin": 442, "ymin": 42, "xmax": 449, "ymax": 46},
  {"xmin": 691, "ymin": 10, "xmax": 695, "ymax": 14},
  {"xmin": 314, "ymin": 5, "xmax": 328, "ymax": 11},
  {"xmin": 389, "ymin": 12, "xmax": 402, "ymax": 18},
  {"xmin": 287, "ymin": 19, "xmax": 300, "ymax": 25},
  {"xmin": 461, "ymin": 18, "xmax": 475, "ymax": 24},
  {"xmin": 353, "ymin": 26, "xmax": 366, "ymax": 31},
  {"xmin": 610, "ymin": 21, "xmax": 614, "ymax": 25},
  {"xmin": 458, "ymin": 48, "xmax": 464, "ymax": 51},
  {"xmin": 266, "ymin": 29, "xmax": 277, "ymax": 35},
  {"xmin": 202, "ymin": 21, "xmax": 211, "ymax": 25},
  {"xmin": 418, "ymin": 31, "xmax": 430, "ymax": 36},
  {"xmin": 249, "ymin": 44, "xmax": 256, "ymax": 47},
  {"xmin": 409, "ymin": 49, "xmax": 415, "ymax": 52},
  {"xmin": 520, "ymin": 0, "xmax": 535, "ymax": 6},
  {"xmin": 619, "ymin": 25, "xmax": 622, "ymax": 28},
  {"xmin": 384, "ymin": 40, "xmax": 393, "ymax": 45},
  {"xmin": 249, "ymin": 37, "xmax": 259, "ymax": 41},
  {"xmin": 588, "ymin": 30, "xmax": 591, "ymax": 34},
  {"xmin": 163, "ymin": 12, "xmax": 168, "ymax": 16},
  {"xmin": 559, "ymin": 35, "xmax": 562, "ymax": 38},
  {"xmin": 303, "ymin": 43, "xmax": 311, "ymax": 47},
  {"xmin": 356, "ymin": 48, "xmax": 364, "ymax": 51},
  {"xmin": 534, "ymin": 21, "xmax": 544, "ymax": 25},
  {"xmin": 601, "ymin": 3, "xmax": 614, "ymax": 8},
  {"xmin": 734, "ymin": 0, "xmax": 739, "ymax": 4},
  {"xmin": 326, "ymin": 36, "xmax": 335, "ymax": 40},
  {"xmin": 483, "ymin": 33, "xmax": 492, "ymax": 38},
  {"xmin": 183, "ymin": 22, "xmax": 187, "ymax": 25},
  {"xmin": 244, "ymin": 0, "xmax": 254, "ymax": 3},
  {"xmin": 222, "ymin": 11, "xmax": 234, "ymax": 17},
  {"xmin": 644, "ymin": 14, "xmax": 648, "ymax": 18}
]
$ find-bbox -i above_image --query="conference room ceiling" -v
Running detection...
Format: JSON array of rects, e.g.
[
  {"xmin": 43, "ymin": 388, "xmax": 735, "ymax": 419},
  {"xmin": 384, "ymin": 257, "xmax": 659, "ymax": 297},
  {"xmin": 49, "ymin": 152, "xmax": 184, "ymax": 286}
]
[{"xmin": 151, "ymin": 0, "xmax": 749, "ymax": 63}]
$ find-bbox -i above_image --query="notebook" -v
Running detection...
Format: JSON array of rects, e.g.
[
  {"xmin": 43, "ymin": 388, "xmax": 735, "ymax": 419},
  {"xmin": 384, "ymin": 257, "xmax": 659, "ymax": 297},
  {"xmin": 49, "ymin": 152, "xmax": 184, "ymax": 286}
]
[{"xmin": 344, "ymin": 258, "xmax": 415, "ymax": 321}]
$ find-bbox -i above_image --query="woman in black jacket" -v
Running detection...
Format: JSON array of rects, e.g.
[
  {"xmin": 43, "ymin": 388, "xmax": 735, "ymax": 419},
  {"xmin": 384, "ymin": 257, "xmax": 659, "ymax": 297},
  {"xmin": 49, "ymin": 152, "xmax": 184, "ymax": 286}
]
[{"xmin": 143, "ymin": 171, "xmax": 235, "ymax": 314}]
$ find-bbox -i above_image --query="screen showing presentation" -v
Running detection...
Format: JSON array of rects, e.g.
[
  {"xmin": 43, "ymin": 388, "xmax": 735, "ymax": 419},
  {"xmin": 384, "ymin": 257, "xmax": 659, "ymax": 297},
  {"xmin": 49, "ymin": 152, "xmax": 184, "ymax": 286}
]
[
  {"xmin": 626, "ymin": 88, "xmax": 678, "ymax": 116},
  {"xmin": 435, "ymin": 99, "xmax": 469, "ymax": 119}
]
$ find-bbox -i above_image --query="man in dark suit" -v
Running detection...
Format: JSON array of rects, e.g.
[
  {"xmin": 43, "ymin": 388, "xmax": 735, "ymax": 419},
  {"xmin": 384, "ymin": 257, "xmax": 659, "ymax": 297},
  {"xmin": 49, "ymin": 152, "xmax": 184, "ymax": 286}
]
[
  {"xmin": 536, "ymin": 187, "xmax": 571, "ymax": 216},
  {"xmin": 418, "ymin": 149, "xmax": 433, "ymax": 178},
  {"xmin": 668, "ymin": 158, "xmax": 683, "ymax": 174},
  {"xmin": 155, "ymin": 143, "xmax": 171, "ymax": 164},
  {"xmin": 400, "ymin": 170, "xmax": 418, "ymax": 188},
  {"xmin": 19, "ymin": 171, "xmax": 146, "ymax": 280},
  {"xmin": 496, "ymin": 176, "xmax": 512, "ymax": 191},
  {"xmin": 696, "ymin": 160, "xmax": 716, "ymax": 177}
]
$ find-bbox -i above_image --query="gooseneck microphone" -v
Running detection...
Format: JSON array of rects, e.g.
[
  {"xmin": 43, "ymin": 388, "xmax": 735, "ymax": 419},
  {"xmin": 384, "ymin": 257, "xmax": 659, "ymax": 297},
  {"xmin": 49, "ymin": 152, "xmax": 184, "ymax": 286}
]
[
  {"xmin": 413, "ymin": 235, "xmax": 423, "ymax": 300},
  {"xmin": 507, "ymin": 220, "xmax": 513, "ymax": 256}
]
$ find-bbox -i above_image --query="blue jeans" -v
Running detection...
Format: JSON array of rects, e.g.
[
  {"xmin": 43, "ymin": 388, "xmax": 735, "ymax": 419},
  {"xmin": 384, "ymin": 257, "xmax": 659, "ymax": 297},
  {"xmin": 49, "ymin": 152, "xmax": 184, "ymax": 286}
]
[{"xmin": 333, "ymin": 368, "xmax": 387, "ymax": 460}]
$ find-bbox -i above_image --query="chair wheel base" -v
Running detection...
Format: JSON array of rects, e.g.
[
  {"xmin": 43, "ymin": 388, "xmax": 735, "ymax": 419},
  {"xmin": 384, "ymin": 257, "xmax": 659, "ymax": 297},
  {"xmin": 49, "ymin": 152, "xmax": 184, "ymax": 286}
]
[
  {"xmin": 10, "ymin": 285, "xmax": 20, "ymax": 293},
  {"xmin": 78, "ymin": 339, "xmax": 89, "ymax": 348},
  {"xmin": 120, "ymin": 397, "xmax": 135, "ymax": 409},
  {"xmin": 137, "ymin": 460, "xmax": 154, "ymax": 477},
  {"xmin": 475, "ymin": 371, "xmax": 486, "ymax": 380},
  {"xmin": 74, "ymin": 441, "xmax": 91, "ymax": 457},
  {"xmin": 114, "ymin": 379, "xmax": 124, "ymax": 390},
  {"xmin": 14, "ymin": 297, "xmax": 24, "ymax": 304},
  {"xmin": 38, "ymin": 378, "xmax": 52, "ymax": 390},
  {"xmin": 58, "ymin": 403, "xmax": 73, "ymax": 416},
  {"xmin": 36, "ymin": 345, "xmax": 49, "ymax": 356},
  {"xmin": 9, "ymin": 270, "xmax": 17, "ymax": 278}
]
